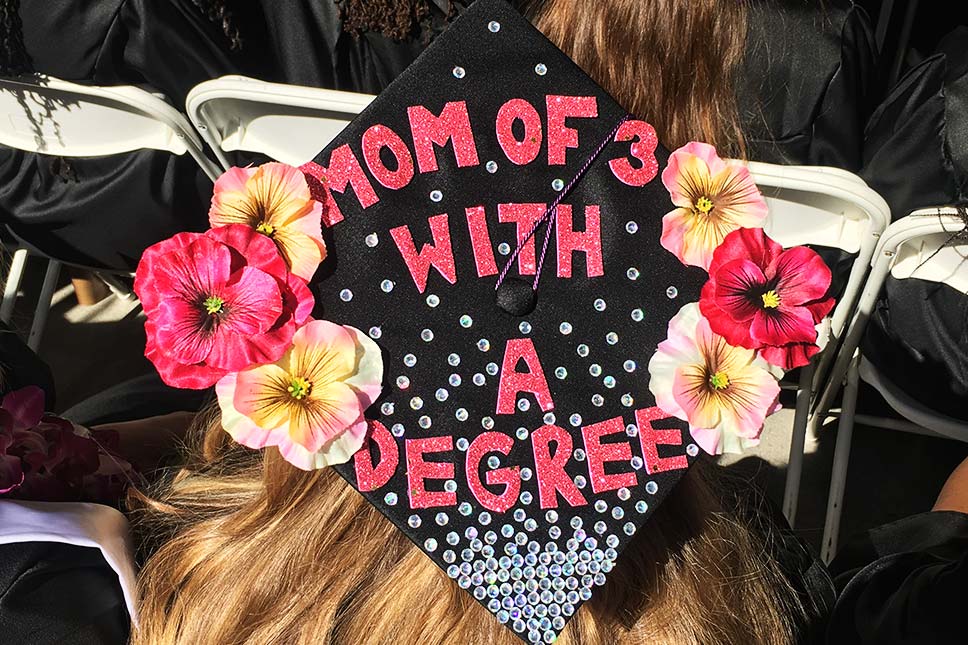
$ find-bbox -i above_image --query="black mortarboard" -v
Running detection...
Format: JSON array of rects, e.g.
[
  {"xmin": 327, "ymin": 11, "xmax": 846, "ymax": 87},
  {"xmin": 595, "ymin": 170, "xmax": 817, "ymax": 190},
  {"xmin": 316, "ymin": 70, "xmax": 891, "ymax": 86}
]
[{"xmin": 305, "ymin": 1, "xmax": 706, "ymax": 641}]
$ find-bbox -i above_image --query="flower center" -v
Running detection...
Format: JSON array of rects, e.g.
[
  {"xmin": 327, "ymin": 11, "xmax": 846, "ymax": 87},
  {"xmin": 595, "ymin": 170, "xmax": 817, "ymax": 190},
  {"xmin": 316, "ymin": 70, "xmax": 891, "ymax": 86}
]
[
  {"xmin": 761, "ymin": 290, "xmax": 781, "ymax": 309},
  {"xmin": 287, "ymin": 376, "xmax": 312, "ymax": 400},
  {"xmin": 256, "ymin": 221, "xmax": 275, "ymax": 237},
  {"xmin": 709, "ymin": 371, "xmax": 730, "ymax": 390},
  {"xmin": 203, "ymin": 296, "xmax": 225, "ymax": 315},
  {"xmin": 694, "ymin": 196, "xmax": 714, "ymax": 215}
]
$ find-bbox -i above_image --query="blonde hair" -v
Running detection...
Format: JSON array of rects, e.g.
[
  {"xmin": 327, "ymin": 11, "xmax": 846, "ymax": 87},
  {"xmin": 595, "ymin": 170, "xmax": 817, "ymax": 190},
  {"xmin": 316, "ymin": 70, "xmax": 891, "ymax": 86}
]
[{"xmin": 129, "ymin": 409, "xmax": 811, "ymax": 644}]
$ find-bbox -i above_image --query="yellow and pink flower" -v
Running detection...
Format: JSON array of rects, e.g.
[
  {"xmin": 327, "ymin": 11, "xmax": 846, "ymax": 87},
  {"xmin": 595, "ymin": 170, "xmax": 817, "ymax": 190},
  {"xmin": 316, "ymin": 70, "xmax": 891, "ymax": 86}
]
[
  {"xmin": 209, "ymin": 162, "xmax": 327, "ymax": 281},
  {"xmin": 661, "ymin": 142, "xmax": 768, "ymax": 270},
  {"xmin": 648, "ymin": 303, "xmax": 781, "ymax": 455},
  {"xmin": 216, "ymin": 320, "xmax": 384, "ymax": 470}
]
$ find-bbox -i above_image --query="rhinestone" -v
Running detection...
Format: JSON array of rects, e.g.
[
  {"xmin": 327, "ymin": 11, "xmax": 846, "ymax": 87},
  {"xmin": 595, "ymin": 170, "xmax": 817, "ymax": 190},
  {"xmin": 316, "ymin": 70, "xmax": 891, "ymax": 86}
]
[
  {"xmin": 473, "ymin": 586, "xmax": 486, "ymax": 600},
  {"xmin": 473, "ymin": 373, "xmax": 486, "ymax": 386},
  {"xmin": 456, "ymin": 408, "xmax": 469, "ymax": 422},
  {"xmin": 380, "ymin": 402, "xmax": 395, "ymax": 415},
  {"xmin": 549, "ymin": 526, "xmax": 561, "ymax": 539},
  {"xmin": 368, "ymin": 326, "xmax": 382, "ymax": 339},
  {"xmin": 535, "ymin": 63, "xmax": 547, "ymax": 75},
  {"xmin": 444, "ymin": 550, "xmax": 457, "ymax": 563},
  {"xmin": 391, "ymin": 423, "xmax": 404, "ymax": 437},
  {"xmin": 554, "ymin": 367, "xmax": 567, "ymax": 380},
  {"xmin": 424, "ymin": 538, "xmax": 438, "ymax": 553},
  {"xmin": 603, "ymin": 375, "xmax": 616, "ymax": 389},
  {"xmin": 612, "ymin": 507, "xmax": 624, "ymax": 520},
  {"xmin": 381, "ymin": 279, "xmax": 394, "ymax": 293},
  {"xmin": 576, "ymin": 344, "xmax": 589, "ymax": 358},
  {"xmin": 594, "ymin": 500, "xmax": 607, "ymax": 513},
  {"xmin": 519, "ymin": 321, "xmax": 532, "ymax": 334},
  {"xmin": 457, "ymin": 437, "xmax": 469, "ymax": 450},
  {"xmin": 666, "ymin": 286, "xmax": 678, "ymax": 299},
  {"xmin": 498, "ymin": 242, "xmax": 511, "ymax": 255},
  {"xmin": 552, "ymin": 178, "xmax": 564, "ymax": 191},
  {"xmin": 589, "ymin": 364, "xmax": 602, "ymax": 377},
  {"xmin": 408, "ymin": 515, "xmax": 421, "ymax": 528},
  {"xmin": 435, "ymin": 388, "xmax": 449, "ymax": 402},
  {"xmin": 559, "ymin": 322, "xmax": 572, "ymax": 335},
  {"xmin": 635, "ymin": 500, "xmax": 648, "ymax": 513},
  {"xmin": 404, "ymin": 354, "xmax": 417, "ymax": 367},
  {"xmin": 631, "ymin": 456, "xmax": 644, "ymax": 470},
  {"xmin": 593, "ymin": 298, "xmax": 606, "ymax": 311},
  {"xmin": 445, "ymin": 480, "xmax": 458, "ymax": 493},
  {"xmin": 625, "ymin": 221, "xmax": 638, "ymax": 234},
  {"xmin": 459, "ymin": 502, "xmax": 473, "ymax": 515},
  {"xmin": 570, "ymin": 517, "xmax": 582, "ymax": 530},
  {"xmin": 646, "ymin": 481, "xmax": 659, "ymax": 494},
  {"xmin": 520, "ymin": 468, "xmax": 532, "ymax": 481},
  {"xmin": 545, "ymin": 510, "xmax": 558, "ymax": 523},
  {"xmin": 427, "ymin": 294, "xmax": 440, "ymax": 307},
  {"xmin": 569, "ymin": 414, "xmax": 582, "ymax": 427},
  {"xmin": 631, "ymin": 308, "xmax": 644, "ymax": 322},
  {"xmin": 363, "ymin": 232, "xmax": 380, "ymax": 248},
  {"xmin": 466, "ymin": 527, "xmax": 479, "ymax": 540},
  {"xmin": 621, "ymin": 393, "xmax": 634, "ymax": 407},
  {"xmin": 627, "ymin": 268, "xmax": 640, "ymax": 280},
  {"xmin": 543, "ymin": 412, "xmax": 556, "ymax": 424},
  {"xmin": 448, "ymin": 353, "xmax": 461, "ymax": 366},
  {"xmin": 574, "ymin": 475, "xmax": 586, "ymax": 488},
  {"xmin": 593, "ymin": 521, "xmax": 607, "ymax": 534},
  {"xmin": 591, "ymin": 394, "xmax": 604, "ymax": 407},
  {"xmin": 435, "ymin": 512, "xmax": 449, "ymax": 526},
  {"xmin": 418, "ymin": 415, "xmax": 432, "ymax": 429},
  {"xmin": 339, "ymin": 288, "xmax": 353, "ymax": 302},
  {"xmin": 524, "ymin": 518, "xmax": 538, "ymax": 531},
  {"xmin": 516, "ymin": 427, "xmax": 529, "ymax": 440},
  {"xmin": 478, "ymin": 338, "xmax": 491, "ymax": 352},
  {"xmin": 687, "ymin": 443, "xmax": 700, "ymax": 456},
  {"xmin": 481, "ymin": 417, "xmax": 494, "ymax": 430},
  {"xmin": 384, "ymin": 492, "xmax": 397, "ymax": 505},
  {"xmin": 625, "ymin": 423, "xmax": 638, "ymax": 437},
  {"xmin": 396, "ymin": 375, "xmax": 410, "ymax": 389},
  {"xmin": 449, "ymin": 374, "xmax": 462, "ymax": 387},
  {"xmin": 488, "ymin": 20, "xmax": 501, "ymax": 32},
  {"xmin": 459, "ymin": 315, "xmax": 473, "ymax": 328},
  {"xmin": 480, "ymin": 512, "xmax": 492, "ymax": 525},
  {"xmin": 513, "ymin": 509, "xmax": 527, "ymax": 522},
  {"xmin": 452, "ymin": 66, "xmax": 465, "ymax": 79},
  {"xmin": 486, "ymin": 160, "xmax": 499, "ymax": 173},
  {"xmin": 447, "ymin": 565, "xmax": 460, "ymax": 578},
  {"xmin": 486, "ymin": 362, "xmax": 499, "ymax": 375},
  {"xmin": 606, "ymin": 332, "xmax": 619, "ymax": 345},
  {"xmin": 623, "ymin": 522, "xmax": 636, "ymax": 536},
  {"xmin": 420, "ymin": 328, "xmax": 434, "ymax": 342},
  {"xmin": 517, "ymin": 398, "xmax": 531, "ymax": 412},
  {"xmin": 410, "ymin": 397, "xmax": 424, "ymax": 410},
  {"xmin": 623, "ymin": 360, "xmax": 637, "ymax": 373}
]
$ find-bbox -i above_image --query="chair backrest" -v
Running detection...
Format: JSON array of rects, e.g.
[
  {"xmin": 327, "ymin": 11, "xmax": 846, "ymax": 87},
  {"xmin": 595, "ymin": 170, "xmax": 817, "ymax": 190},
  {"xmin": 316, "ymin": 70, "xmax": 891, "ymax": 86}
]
[
  {"xmin": 186, "ymin": 76, "xmax": 374, "ymax": 169},
  {"xmin": 747, "ymin": 161, "xmax": 891, "ymax": 338},
  {"xmin": 887, "ymin": 207, "xmax": 968, "ymax": 293},
  {"xmin": 0, "ymin": 75, "xmax": 220, "ymax": 181}
]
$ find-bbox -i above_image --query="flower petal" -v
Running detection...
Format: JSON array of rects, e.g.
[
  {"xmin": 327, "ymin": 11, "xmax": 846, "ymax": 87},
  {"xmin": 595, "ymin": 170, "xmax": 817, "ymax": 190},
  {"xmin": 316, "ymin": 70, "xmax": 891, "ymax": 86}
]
[
  {"xmin": 713, "ymin": 259, "xmax": 767, "ymax": 322},
  {"xmin": 276, "ymin": 418, "xmax": 369, "ymax": 470},
  {"xmin": 209, "ymin": 166, "xmax": 261, "ymax": 227},
  {"xmin": 759, "ymin": 342, "xmax": 821, "ymax": 370},
  {"xmin": 344, "ymin": 326, "xmax": 385, "ymax": 409},
  {"xmin": 233, "ymin": 362, "xmax": 295, "ymax": 431},
  {"xmin": 218, "ymin": 267, "xmax": 284, "ymax": 336},
  {"xmin": 217, "ymin": 371, "xmax": 281, "ymax": 450},
  {"xmin": 772, "ymin": 246, "xmax": 833, "ymax": 306},
  {"xmin": 291, "ymin": 321, "xmax": 358, "ymax": 386},
  {"xmin": 289, "ymin": 380, "xmax": 362, "ymax": 451},
  {"xmin": 750, "ymin": 305, "xmax": 819, "ymax": 346},
  {"xmin": 272, "ymin": 227, "xmax": 325, "ymax": 282},
  {"xmin": 2, "ymin": 386, "xmax": 45, "ymax": 431},
  {"xmin": 708, "ymin": 227, "xmax": 782, "ymax": 277}
]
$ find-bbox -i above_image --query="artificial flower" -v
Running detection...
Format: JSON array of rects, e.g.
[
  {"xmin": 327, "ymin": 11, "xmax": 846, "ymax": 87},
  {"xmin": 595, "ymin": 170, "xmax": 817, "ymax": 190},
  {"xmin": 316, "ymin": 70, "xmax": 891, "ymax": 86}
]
[
  {"xmin": 648, "ymin": 303, "xmax": 781, "ymax": 455},
  {"xmin": 700, "ymin": 227, "xmax": 834, "ymax": 369},
  {"xmin": 661, "ymin": 142, "xmax": 769, "ymax": 270},
  {"xmin": 135, "ymin": 224, "xmax": 314, "ymax": 389},
  {"xmin": 216, "ymin": 320, "xmax": 383, "ymax": 470},
  {"xmin": 209, "ymin": 163, "xmax": 327, "ymax": 281}
]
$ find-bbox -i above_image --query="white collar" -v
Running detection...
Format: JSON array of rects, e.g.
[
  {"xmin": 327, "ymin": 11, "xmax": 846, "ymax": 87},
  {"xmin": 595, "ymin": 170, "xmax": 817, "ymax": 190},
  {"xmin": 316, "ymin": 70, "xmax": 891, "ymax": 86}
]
[{"xmin": 0, "ymin": 500, "xmax": 139, "ymax": 625}]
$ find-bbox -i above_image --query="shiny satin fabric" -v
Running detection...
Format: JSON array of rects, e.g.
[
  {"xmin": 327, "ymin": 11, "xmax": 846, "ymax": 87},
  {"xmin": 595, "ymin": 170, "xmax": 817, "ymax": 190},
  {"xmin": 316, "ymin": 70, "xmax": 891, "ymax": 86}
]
[{"xmin": 0, "ymin": 0, "xmax": 268, "ymax": 273}]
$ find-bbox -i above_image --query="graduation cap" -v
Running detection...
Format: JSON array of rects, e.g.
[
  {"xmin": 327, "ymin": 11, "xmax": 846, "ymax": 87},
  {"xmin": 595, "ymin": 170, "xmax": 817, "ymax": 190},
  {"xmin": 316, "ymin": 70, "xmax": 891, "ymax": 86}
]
[{"xmin": 299, "ymin": 0, "xmax": 709, "ymax": 640}]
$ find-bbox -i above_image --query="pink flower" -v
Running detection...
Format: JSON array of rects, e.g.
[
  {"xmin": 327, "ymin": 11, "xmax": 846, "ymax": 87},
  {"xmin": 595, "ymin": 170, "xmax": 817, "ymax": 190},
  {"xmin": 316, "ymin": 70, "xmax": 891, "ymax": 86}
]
[
  {"xmin": 649, "ymin": 303, "xmax": 781, "ymax": 455},
  {"xmin": 216, "ymin": 320, "xmax": 383, "ymax": 470},
  {"xmin": 135, "ymin": 224, "xmax": 314, "ymax": 389},
  {"xmin": 661, "ymin": 142, "xmax": 769, "ymax": 269},
  {"xmin": 209, "ymin": 163, "xmax": 327, "ymax": 281},
  {"xmin": 699, "ymin": 227, "xmax": 834, "ymax": 370}
]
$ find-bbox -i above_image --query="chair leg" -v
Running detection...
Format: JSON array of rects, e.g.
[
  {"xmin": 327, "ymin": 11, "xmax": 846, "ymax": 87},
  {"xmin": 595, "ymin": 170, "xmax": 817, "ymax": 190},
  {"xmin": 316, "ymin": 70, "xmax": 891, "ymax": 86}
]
[
  {"xmin": 821, "ymin": 352, "xmax": 861, "ymax": 564},
  {"xmin": 96, "ymin": 272, "xmax": 136, "ymax": 301},
  {"xmin": 26, "ymin": 260, "xmax": 61, "ymax": 352},
  {"xmin": 782, "ymin": 360, "xmax": 816, "ymax": 526},
  {"xmin": 1, "ymin": 247, "xmax": 29, "ymax": 324}
]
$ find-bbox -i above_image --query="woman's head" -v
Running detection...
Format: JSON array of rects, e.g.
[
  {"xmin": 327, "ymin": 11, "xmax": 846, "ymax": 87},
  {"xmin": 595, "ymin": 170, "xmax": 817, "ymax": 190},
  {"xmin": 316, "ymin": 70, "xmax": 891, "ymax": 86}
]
[
  {"xmin": 130, "ymin": 410, "xmax": 810, "ymax": 644},
  {"xmin": 525, "ymin": 0, "xmax": 748, "ymax": 157}
]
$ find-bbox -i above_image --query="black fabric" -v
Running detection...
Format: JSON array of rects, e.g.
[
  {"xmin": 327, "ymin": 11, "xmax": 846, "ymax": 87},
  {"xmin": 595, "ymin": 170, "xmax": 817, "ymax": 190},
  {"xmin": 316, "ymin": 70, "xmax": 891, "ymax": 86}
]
[
  {"xmin": 0, "ymin": 541, "xmax": 128, "ymax": 644},
  {"xmin": 0, "ymin": 323, "xmax": 54, "ymax": 406},
  {"xmin": 0, "ymin": 0, "xmax": 268, "ymax": 272},
  {"xmin": 740, "ymin": 0, "xmax": 877, "ymax": 171},
  {"xmin": 827, "ymin": 511, "xmax": 968, "ymax": 645},
  {"xmin": 310, "ymin": 1, "xmax": 705, "ymax": 639},
  {"xmin": 61, "ymin": 372, "xmax": 212, "ymax": 427}
]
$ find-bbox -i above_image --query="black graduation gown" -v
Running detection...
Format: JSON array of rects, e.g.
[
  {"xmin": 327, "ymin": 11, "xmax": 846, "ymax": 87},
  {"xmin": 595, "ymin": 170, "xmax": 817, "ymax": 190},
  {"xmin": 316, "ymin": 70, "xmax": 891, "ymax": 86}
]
[{"xmin": 0, "ymin": 0, "xmax": 268, "ymax": 273}]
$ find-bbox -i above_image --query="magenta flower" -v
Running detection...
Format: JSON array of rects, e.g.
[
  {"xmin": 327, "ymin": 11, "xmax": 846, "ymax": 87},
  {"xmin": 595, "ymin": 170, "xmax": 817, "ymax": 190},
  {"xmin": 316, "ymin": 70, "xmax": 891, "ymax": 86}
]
[
  {"xmin": 135, "ymin": 224, "xmax": 314, "ymax": 389},
  {"xmin": 700, "ymin": 228, "xmax": 834, "ymax": 370}
]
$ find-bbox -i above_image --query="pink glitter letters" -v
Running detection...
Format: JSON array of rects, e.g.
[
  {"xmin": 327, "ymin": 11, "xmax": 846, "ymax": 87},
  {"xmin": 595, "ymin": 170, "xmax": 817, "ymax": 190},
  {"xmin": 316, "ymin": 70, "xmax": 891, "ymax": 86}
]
[
  {"xmin": 406, "ymin": 435, "xmax": 457, "ymax": 509},
  {"xmin": 581, "ymin": 417, "xmax": 637, "ymax": 494},
  {"xmin": 390, "ymin": 214, "xmax": 458, "ymax": 293},
  {"xmin": 496, "ymin": 338, "xmax": 554, "ymax": 415},
  {"xmin": 635, "ymin": 407, "xmax": 690, "ymax": 474},
  {"xmin": 546, "ymin": 95, "xmax": 598, "ymax": 165},
  {"xmin": 465, "ymin": 206, "xmax": 498, "ymax": 277},
  {"xmin": 466, "ymin": 432, "xmax": 520, "ymax": 513},
  {"xmin": 495, "ymin": 98, "xmax": 543, "ymax": 166},
  {"xmin": 354, "ymin": 421, "xmax": 400, "ymax": 492},
  {"xmin": 555, "ymin": 204, "xmax": 604, "ymax": 278},
  {"xmin": 532, "ymin": 424, "xmax": 587, "ymax": 509},
  {"xmin": 608, "ymin": 120, "xmax": 659, "ymax": 187},
  {"xmin": 498, "ymin": 203, "xmax": 545, "ymax": 275},
  {"xmin": 408, "ymin": 101, "xmax": 480, "ymax": 173},
  {"xmin": 361, "ymin": 124, "xmax": 415, "ymax": 190}
]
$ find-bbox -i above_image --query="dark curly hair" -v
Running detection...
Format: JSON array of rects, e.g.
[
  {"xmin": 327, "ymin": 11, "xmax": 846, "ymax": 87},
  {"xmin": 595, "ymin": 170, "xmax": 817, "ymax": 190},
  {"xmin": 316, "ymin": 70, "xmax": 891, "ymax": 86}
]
[
  {"xmin": 189, "ymin": 0, "xmax": 242, "ymax": 51},
  {"xmin": 337, "ymin": 0, "xmax": 464, "ymax": 42}
]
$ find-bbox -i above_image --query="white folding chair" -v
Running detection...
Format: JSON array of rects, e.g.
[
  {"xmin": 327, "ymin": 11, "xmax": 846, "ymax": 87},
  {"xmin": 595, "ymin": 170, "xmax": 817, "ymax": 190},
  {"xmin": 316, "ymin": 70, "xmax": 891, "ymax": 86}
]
[
  {"xmin": 0, "ymin": 74, "xmax": 220, "ymax": 350},
  {"xmin": 819, "ymin": 208, "xmax": 968, "ymax": 562},
  {"xmin": 185, "ymin": 75, "xmax": 374, "ymax": 169},
  {"xmin": 745, "ymin": 162, "xmax": 891, "ymax": 525}
]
